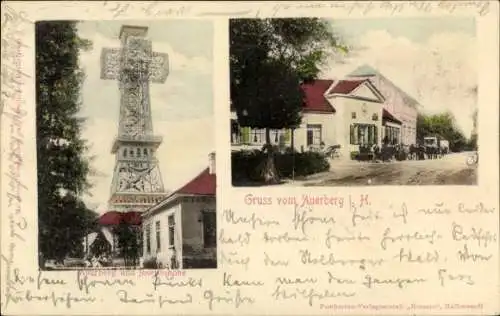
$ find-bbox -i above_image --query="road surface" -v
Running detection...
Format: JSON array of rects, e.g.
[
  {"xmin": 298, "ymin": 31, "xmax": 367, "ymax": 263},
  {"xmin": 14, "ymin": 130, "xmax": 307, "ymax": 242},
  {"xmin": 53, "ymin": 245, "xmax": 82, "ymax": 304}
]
[{"xmin": 287, "ymin": 152, "xmax": 478, "ymax": 186}]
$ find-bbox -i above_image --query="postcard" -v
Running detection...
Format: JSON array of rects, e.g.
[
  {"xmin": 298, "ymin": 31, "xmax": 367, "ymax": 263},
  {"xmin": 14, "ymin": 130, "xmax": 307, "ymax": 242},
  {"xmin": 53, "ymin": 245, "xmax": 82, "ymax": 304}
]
[{"xmin": 1, "ymin": 1, "xmax": 499, "ymax": 315}]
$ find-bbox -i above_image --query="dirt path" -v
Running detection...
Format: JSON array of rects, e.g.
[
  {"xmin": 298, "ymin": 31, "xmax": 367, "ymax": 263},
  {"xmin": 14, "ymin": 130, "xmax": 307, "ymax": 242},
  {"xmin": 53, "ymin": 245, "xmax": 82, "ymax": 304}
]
[{"xmin": 285, "ymin": 152, "xmax": 478, "ymax": 186}]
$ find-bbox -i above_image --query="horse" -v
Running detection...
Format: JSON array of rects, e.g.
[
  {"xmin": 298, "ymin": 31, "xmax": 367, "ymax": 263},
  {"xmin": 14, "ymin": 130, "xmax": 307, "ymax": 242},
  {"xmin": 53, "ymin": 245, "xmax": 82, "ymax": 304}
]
[{"xmin": 425, "ymin": 146, "xmax": 439, "ymax": 160}]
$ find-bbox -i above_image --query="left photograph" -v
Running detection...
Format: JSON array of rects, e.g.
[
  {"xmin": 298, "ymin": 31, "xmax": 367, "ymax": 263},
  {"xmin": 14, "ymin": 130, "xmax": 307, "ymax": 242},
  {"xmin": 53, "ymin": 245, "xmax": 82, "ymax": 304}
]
[{"xmin": 36, "ymin": 20, "xmax": 216, "ymax": 270}]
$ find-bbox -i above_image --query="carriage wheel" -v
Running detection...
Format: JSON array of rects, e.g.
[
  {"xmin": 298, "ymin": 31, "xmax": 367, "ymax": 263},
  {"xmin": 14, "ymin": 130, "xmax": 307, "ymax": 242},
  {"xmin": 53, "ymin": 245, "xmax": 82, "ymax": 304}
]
[{"xmin": 466, "ymin": 153, "xmax": 478, "ymax": 166}]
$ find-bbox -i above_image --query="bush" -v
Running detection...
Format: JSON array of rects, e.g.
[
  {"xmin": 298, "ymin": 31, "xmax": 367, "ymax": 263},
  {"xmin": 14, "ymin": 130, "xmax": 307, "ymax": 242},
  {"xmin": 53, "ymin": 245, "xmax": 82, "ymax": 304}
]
[
  {"xmin": 231, "ymin": 149, "xmax": 263, "ymax": 182},
  {"xmin": 143, "ymin": 257, "xmax": 159, "ymax": 269},
  {"xmin": 276, "ymin": 151, "xmax": 329, "ymax": 177},
  {"xmin": 232, "ymin": 149, "xmax": 329, "ymax": 183}
]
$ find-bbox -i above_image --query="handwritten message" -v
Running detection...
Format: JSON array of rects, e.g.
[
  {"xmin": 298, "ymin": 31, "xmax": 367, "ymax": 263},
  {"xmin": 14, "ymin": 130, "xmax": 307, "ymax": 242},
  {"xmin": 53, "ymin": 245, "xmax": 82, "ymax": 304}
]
[
  {"xmin": 122, "ymin": 1, "xmax": 491, "ymax": 18},
  {"xmin": 95, "ymin": 1, "xmax": 493, "ymax": 18},
  {"xmin": 7, "ymin": 1, "xmax": 492, "ymax": 20},
  {"xmin": 1, "ymin": 4, "xmax": 31, "ymax": 313},
  {"xmin": 216, "ymin": 193, "xmax": 497, "ymax": 313}
]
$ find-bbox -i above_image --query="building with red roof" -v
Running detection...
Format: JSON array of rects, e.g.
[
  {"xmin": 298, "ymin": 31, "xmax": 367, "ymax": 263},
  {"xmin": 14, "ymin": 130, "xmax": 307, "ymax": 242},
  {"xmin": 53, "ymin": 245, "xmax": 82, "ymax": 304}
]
[
  {"xmin": 301, "ymin": 79, "xmax": 335, "ymax": 113},
  {"xmin": 230, "ymin": 72, "xmax": 402, "ymax": 159},
  {"xmin": 140, "ymin": 152, "xmax": 217, "ymax": 269}
]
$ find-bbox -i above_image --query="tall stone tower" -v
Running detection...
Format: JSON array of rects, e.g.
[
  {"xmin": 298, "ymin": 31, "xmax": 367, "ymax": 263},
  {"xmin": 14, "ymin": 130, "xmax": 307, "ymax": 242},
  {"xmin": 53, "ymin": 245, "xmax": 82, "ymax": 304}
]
[{"xmin": 100, "ymin": 25, "xmax": 169, "ymax": 212}]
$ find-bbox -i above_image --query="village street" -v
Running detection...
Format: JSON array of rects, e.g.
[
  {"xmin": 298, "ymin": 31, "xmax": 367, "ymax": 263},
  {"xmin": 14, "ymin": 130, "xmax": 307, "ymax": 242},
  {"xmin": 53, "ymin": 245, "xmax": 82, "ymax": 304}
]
[{"xmin": 286, "ymin": 152, "xmax": 478, "ymax": 186}]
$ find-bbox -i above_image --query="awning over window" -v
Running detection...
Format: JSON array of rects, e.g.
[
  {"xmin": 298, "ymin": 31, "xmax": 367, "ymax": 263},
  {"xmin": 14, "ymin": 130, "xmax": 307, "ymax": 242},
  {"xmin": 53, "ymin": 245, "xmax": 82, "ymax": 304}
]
[{"xmin": 382, "ymin": 109, "xmax": 402, "ymax": 125}]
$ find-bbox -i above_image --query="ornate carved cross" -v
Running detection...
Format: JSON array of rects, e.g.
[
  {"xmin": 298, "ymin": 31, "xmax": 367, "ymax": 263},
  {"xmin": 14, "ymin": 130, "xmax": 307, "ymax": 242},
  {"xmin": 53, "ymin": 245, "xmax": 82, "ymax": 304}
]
[
  {"xmin": 100, "ymin": 25, "xmax": 169, "ymax": 138},
  {"xmin": 100, "ymin": 25, "xmax": 169, "ymax": 83}
]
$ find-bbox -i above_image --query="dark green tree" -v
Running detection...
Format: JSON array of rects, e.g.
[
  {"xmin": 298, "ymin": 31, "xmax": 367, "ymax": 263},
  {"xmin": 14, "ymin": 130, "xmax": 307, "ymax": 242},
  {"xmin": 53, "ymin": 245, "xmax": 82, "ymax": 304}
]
[
  {"xmin": 114, "ymin": 221, "xmax": 141, "ymax": 267},
  {"xmin": 230, "ymin": 18, "xmax": 347, "ymax": 184},
  {"xmin": 36, "ymin": 21, "xmax": 95, "ymax": 267}
]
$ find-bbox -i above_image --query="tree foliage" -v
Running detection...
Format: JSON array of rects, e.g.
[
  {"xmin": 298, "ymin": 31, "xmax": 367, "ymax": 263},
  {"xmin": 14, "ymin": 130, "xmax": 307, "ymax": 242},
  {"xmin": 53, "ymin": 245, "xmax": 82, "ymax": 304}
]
[
  {"xmin": 416, "ymin": 112, "xmax": 468, "ymax": 152},
  {"xmin": 114, "ymin": 221, "xmax": 141, "ymax": 267},
  {"xmin": 230, "ymin": 18, "xmax": 347, "ymax": 129},
  {"xmin": 36, "ymin": 21, "xmax": 96, "ymax": 263}
]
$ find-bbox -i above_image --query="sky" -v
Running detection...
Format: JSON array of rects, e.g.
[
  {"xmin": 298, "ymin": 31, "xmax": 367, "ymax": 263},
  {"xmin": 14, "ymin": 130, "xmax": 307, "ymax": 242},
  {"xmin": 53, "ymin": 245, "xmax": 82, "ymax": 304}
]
[
  {"xmin": 76, "ymin": 20, "xmax": 214, "ymax": 213},
  {"xmin": 320, "ymin": 17, "xmax": 477, "ymax": 137}
]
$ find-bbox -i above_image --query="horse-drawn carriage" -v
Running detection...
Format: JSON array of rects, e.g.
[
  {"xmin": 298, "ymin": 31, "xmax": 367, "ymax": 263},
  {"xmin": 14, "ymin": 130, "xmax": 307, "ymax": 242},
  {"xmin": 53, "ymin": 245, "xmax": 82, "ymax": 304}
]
[
  {"xmin": 352, "ymin": 136, "xmax": 450, "ymax": 162},
  {"xmin": 423, "ymin": 136, "xmax": 449, "ymax": 159},
  {"xmin": 407, "ymin": 136, "xmax": 449, "ymax": 160}
]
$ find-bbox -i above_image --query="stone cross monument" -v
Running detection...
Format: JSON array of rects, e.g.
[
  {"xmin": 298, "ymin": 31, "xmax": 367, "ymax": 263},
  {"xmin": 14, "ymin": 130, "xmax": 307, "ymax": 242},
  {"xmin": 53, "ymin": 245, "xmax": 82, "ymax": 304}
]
[{"xmin": 101, "ymin": 25, "xmax": 169, "ymax": 213}]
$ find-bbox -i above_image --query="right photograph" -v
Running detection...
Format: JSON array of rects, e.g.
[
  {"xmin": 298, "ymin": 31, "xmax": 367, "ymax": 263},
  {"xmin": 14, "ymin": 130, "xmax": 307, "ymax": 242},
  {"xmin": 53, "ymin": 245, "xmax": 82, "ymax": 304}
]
[{"xmin": 229, "ymin": 17, "xmax": 478, "ymax": 187}]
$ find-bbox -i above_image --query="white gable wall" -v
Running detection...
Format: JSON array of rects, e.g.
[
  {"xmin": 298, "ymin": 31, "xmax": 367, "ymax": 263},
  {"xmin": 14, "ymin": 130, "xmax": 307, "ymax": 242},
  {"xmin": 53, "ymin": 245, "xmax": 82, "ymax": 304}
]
[
  {"xmin": 331, "ymin": 95, "xmax": 384, "ymax": 158},
  {"xmin": 355, "ymin": 74, "xmax": 418, "ymax": 145},
  {"xmin": 142, "ymin": 202, "xmax": 182, "ymax": 268},
  {"xmin": 350, "ymin": 83, "xmax": 382, "ymax": 102}
]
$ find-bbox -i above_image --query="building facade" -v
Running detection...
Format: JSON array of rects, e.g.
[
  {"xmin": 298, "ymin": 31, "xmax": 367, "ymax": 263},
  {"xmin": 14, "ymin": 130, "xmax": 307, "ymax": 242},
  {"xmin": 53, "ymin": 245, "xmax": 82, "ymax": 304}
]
[
  {"xmin": 141, "ymin": 153, "xmax": 217, "ymax": 269},
  {"xmin": 347, "ymin": 64, "xmax": 419, "ymax": 146},
  {"xmin": 230, "ymin": 78, "xmax": 402, "ymax": 160}
]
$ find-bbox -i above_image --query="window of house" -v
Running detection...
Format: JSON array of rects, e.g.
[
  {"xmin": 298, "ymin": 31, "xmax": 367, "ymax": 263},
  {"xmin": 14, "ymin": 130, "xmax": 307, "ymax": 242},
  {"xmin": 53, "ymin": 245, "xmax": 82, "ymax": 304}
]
[
  {"xmin": 251, "ymin": 129, "xmax": 265, "ymax": 144},
  {"xmin": 123, "ymin": 148, "xmax": 127, "ymax": 158},
  {"xmin": 130, "ymin": 149, "xmax": 134, "ymax": 157},
  {"xmin": 351, "ymin": 112, "xmax": 357, "ymax": 119},
  {"xmin": 155, "ymin": 221, "xmax": 161, "ymax": 252},
  {"xmin": 273, "ymin": 129, "xmax": 280, "ymax": 143},
  {"xmin": 372, "ymin": 113, "xmax": 378, "ymax": 121},
  {"xmin": 202, "ymin": 210, "xmax": 216, "ymax": 248},
  {"xmin": 168, "ymin": 215, "xmax": 175, "ymax": 248},
  {"xmin": 145, "ymin": 223, "xmax": 151, "ymax": 254},
  {"xmin": 270, "ymin": 129, "xmax": 287, "ymax": 145},
  {"xmin": 137, "ymin": 148, "xmax": 141, "ymax": 157},
  {"xmin": 306, "ymin": 125, "xmax": 322, "ymax": 146},
  {"xmin": 230, "ymin": 120, "xmax": 241, "ymax": 144},
  {"xmin": 350, "ymin": 124, "xmax": 378, "ymax": 145},
  {"xmin": 143, "ymin": 148, "xmax": 148, "ymax": 156},
  {"xmin": 384, "ymin": 126, "xmax": 400, "ymax": 145}
]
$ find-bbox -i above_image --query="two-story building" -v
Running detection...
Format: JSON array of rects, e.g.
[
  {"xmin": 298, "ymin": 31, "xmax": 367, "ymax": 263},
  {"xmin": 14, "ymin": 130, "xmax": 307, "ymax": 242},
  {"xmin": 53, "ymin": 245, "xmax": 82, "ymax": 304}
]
[
  {"xmin": 230, "ymin": 77, "xmax": 403, "ymax": 160},
  {"xmin": 347, "ymin": 64, "xmax": 420, "ymax": 145},
  {"xmin": 141, "ymin": 153, "xmax": 217, "ymax": 269}
]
